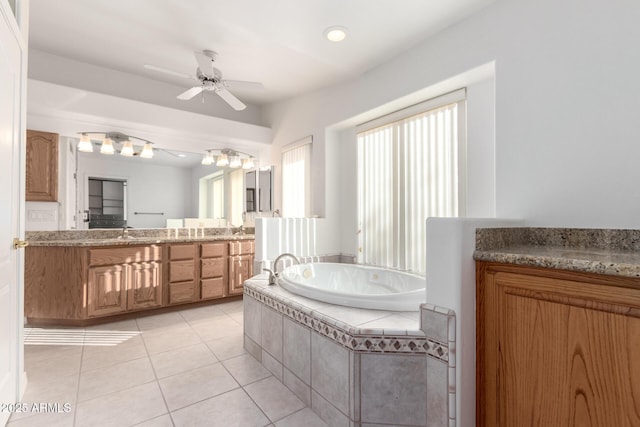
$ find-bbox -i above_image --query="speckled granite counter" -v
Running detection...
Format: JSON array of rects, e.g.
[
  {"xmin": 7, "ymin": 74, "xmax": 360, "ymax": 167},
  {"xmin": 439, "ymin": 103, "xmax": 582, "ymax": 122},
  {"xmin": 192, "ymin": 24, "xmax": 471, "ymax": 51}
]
[
  {"xmin": 474, "ymin": 228, "xmax": 640, "ymax": 278},
  {"xmin": 26, "ymin": 228, "xmax": 255, "ymax": 247}
]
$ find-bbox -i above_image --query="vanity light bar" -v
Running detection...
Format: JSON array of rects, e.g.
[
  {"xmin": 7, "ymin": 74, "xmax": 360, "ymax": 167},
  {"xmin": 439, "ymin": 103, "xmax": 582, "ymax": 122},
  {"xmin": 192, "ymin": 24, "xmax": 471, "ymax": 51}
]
[
  {"xmin": 77, "ymin": 132, "xmax": 155, "ymax": 159},
  {"xmin": 201, "ymin": 148, "xmax": 257, "ymax": 169}
]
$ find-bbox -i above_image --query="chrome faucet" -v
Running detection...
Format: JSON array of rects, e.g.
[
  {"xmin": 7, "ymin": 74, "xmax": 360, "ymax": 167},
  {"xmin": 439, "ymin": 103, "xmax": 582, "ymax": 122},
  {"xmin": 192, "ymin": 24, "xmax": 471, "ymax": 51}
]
[{"xmin": 262, "ymin": 253, "xmax": 300, "ymax": 286}]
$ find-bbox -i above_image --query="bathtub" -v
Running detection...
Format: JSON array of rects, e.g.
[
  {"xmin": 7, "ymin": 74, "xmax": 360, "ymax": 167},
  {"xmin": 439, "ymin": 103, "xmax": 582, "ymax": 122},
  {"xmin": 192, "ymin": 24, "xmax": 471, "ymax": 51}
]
[{"xmin": 277, "ymin": 262, "xmax": 426, "ymax": 311}]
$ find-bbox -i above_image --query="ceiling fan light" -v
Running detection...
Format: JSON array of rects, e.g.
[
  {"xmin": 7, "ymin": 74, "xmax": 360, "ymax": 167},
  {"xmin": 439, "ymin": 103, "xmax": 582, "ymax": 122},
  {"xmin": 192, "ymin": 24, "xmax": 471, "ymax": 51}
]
[
  {"xmin": 229, "ymin": 155, "xmax": 242, "ymax": 168},
  {"xmin": 242, "ymin": 157, "xmax": 255, "ymax": 170},
  {"xmin": 100, "ymin": 138, "xmax": 115, "ymax": 155},
  {"xmin": 120, "ymin": 140, "xmax": 134, "ymax": 157},
  {"xmin": 77, "ymin": 134, "xmax": 93, "ymax": 152},
  {"xmin": 216, "ymin": 153, "xmax": 229, "ymax": 167},
  {"xmin": 140, "ymin": 142, "xmax": 154, "ymax": 159}
]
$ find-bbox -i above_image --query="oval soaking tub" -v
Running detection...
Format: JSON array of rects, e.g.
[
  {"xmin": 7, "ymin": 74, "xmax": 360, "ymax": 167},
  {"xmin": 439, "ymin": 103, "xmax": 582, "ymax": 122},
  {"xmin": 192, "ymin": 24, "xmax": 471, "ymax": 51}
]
[{"xmin": 277, "ymin": 263, "xmax": 426, "ymax": 311}]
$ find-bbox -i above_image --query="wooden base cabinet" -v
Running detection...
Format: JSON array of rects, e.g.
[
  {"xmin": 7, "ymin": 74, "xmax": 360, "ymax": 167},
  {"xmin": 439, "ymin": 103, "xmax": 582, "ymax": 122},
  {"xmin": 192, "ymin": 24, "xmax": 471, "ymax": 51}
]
[
  {"xmin": 228, "ymin": 241, "xmax": 254, "ymax": 296},
  {"xmin": 477, "ymin": 262, "xmax": 640, "ymax": 427},
  {"xmin": 87, "ymin": 265, "xmax": 127, "ymax": 317}
]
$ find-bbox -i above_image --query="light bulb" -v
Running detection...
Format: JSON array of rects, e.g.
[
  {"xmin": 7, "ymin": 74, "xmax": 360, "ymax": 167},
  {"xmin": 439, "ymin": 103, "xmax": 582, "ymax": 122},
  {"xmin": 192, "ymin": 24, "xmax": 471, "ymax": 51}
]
[
  {"xmin": 140, "ymin": 143, "xmax": 154, "ymax": 158},
  {"xmin": 242, "ymin": 158, "xmax": 255, "ymax": 170},
  {"xmin": 120, "ymin": 140, "xmax": 134, "ymax": 157},
  {"xmin": 100, "ymin": 138, "xmax": 115, "ymax": 155},
  {"xmin": 202, "ymin": 151, "xmax": 213, "ymax": 165},
  {"xmin": 229, "ymin": 155, "xmax": 242, "ymax": 168},
  {"xmin": 77, "ymin": 134, "xmax": 93, "ymax": 152},
  {"xmin": 216, "ymin": 153, "xmax": 229, "ymax": 167}
]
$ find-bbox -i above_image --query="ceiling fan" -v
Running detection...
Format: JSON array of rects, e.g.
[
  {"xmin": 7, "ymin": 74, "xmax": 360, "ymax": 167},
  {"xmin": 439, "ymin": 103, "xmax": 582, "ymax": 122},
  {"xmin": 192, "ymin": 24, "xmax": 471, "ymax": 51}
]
[{"xmin": 145, "ymin": 50, "xmax": 263, "ymax": 111}]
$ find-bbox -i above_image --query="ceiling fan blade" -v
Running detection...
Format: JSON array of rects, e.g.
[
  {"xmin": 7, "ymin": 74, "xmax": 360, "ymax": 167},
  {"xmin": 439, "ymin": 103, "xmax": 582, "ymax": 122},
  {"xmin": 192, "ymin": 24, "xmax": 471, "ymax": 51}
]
[
  {"xmin": 144, "ymin": 64, "xmax": 196, "ymax": 80},
  {"xmin": 177, "ymin": 86, "xmax": 203, "ymax": 100},
  {"xmin": 194, "ymin": 51, "xmax": 215, "ymax": 76},
  {"xmin": 215, "ymin": 87, "xmax": 246, "ymax": 111},
  {"xmin": 223, "ymin": 80, "xmax": 264, "ymax": 91}
]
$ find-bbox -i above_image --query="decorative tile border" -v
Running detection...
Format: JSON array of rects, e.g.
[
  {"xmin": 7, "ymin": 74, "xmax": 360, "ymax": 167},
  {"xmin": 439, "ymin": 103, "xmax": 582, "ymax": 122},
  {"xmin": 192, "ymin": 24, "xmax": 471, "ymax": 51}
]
[{"xmin": 244, "ymin": 284, "xmax": 449, "ymax": 362}]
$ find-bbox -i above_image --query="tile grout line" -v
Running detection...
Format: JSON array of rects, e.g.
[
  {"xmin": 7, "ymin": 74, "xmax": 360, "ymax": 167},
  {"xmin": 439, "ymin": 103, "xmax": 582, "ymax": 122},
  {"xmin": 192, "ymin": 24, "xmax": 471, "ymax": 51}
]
[
  {"xmin": 136, "ymin": 317, "xmax": 176, "ymax": 427},
  {"xmin": 71, "ymin": 328, "xmax": 87, "ymax": 427}
]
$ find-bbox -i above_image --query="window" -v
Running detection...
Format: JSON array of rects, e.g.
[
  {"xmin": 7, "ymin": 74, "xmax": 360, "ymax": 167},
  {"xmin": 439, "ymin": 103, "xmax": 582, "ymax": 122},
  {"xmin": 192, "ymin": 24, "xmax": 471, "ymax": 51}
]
[
  {"xmin": 282, "ymin": 136, "xmax": 312, "ymax": 217},
  {"xmin": 357, "ymin": 89, "xmax": 466, "ymax": 275},
  {"xmin": 209, "ymin": 173, "xmax": 225, "ymax": 219}
]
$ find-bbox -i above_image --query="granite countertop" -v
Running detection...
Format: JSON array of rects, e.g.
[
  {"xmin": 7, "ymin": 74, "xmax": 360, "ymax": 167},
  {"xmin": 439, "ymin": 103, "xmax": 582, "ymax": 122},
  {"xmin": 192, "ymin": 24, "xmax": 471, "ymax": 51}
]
[
  {"xmin": 474, "ymin": 228, "xmax": 640, "ymax": 278},
  {"xmin": 26, "ymin": 228, "xmax": 255, "ymax": 247}
]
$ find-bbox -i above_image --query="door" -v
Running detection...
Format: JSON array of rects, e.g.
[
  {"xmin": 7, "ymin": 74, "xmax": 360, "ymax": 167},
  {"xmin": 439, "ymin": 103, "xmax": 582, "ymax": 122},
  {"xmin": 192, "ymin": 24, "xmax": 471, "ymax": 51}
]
[
  {"xmin": 0, "ymin": 3, "xmax": 26, "ymax": 425},
  {"xmin": 127, "ymin": 262, "xmax": 162, "ymax": 310},
  {"xmin": 87, "ymin": 265, "xmax": 127, "ymax": 317}
]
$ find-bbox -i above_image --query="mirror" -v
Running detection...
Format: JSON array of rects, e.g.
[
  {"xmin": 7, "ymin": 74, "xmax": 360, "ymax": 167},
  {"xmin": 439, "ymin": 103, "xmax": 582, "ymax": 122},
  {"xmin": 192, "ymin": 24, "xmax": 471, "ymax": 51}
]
[
  {"xmin": 71, "ymin": 142, "xmax": 268, "ymax": 229},
  {"xmin": 245, "ymin": 167, "xmax": 273, "ymax": 213}
]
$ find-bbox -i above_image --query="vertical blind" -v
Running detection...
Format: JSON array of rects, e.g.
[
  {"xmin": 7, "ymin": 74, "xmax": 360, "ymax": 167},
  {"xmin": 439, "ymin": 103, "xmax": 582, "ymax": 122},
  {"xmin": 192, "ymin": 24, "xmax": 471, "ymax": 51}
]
[
  {"xmin": 282, "ymin": 136, "xmax": 312, "ymax": 217},
  {"xmin": 357, "ymin": 90, "xmax": 465, "ymax": 275}
]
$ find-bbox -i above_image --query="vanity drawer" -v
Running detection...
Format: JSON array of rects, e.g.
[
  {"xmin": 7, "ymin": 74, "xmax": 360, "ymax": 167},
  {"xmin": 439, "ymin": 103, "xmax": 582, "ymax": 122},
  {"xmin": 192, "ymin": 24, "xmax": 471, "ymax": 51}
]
[
  {"xmin": 89, "ymin": 245, "xmax": 162, "ymax": 266},
  {"xmin": 168, "ymin": 281, "xmax": 195, "ymax": 304},
  {"xmin": 170, "ymin": 244, "xmax": 195, "ymax": 261},
  {"xmin": 201, "ymin": 258, "xmax": 225, "ymax": 278},
  {"xmin": 201, "ymin": 278, "xmax": 225, "ymax": 300},
  {"xmin": 201, "ymin": 242, "xmax": 227, "ymax": 258},
  {"xmin": 169, "ymin": 260, "xmax": 194, "ymax": 283},
  {"xmin": 229, "ymin": 241, "xmax": 254, "ymax": 256}
]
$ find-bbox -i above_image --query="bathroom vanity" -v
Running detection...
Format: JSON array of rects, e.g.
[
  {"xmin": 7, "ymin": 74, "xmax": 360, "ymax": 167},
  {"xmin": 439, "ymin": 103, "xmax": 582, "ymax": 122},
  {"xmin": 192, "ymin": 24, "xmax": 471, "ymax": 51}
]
[
  {"xmin": 475, "ymin": 228, "xmax": 640, "ymax": 427},
  {"xmin": 24, "ymin": 229, "xmax": 254, "ymax": 325}
]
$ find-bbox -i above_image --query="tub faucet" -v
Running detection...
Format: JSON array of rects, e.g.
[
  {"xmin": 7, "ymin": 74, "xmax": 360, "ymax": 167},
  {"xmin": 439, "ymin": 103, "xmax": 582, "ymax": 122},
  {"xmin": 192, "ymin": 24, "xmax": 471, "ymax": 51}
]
[{"xmin": 274, "ymin": 253, "xmax": 300, "ymax": 275}]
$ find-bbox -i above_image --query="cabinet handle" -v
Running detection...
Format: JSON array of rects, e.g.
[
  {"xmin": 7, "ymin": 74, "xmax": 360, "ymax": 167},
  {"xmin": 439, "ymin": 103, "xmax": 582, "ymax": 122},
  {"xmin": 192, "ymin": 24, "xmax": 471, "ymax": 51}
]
[{"xmin": 13, "ymin": 238, "xmax": 29, "ymax": 250}]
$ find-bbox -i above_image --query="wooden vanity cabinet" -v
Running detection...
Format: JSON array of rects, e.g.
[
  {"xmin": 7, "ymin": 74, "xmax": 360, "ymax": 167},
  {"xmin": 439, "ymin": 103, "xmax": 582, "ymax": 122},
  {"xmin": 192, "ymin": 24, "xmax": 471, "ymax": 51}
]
[
  {"xmin": 477, "ymin": 262, "xmax": 640, "ymax": 427},
  {"xmin": 200, "ymin": 242, "xmax": 228, "ymax": 300},
  {"xmin": 228, "ymin": 241, "xmax": 254, "ymax": 296},
  {"xmin": 167, "ymin": 243, "xmax": 197, "ymax": 304},
  {"xmin": 87, "ymin": 246, "xmax": 163, "ymax": 318},
  {"xmin": 26, "ymin": 129, "xmax": 59, "ymax": 202}
]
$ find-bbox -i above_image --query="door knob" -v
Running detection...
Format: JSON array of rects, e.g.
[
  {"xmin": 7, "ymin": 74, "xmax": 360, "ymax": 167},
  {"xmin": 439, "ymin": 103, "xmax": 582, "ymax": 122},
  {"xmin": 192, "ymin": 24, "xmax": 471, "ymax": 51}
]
[{"xmin": 13, "ymin": 238, "xmax": 29, "ymax": 249}]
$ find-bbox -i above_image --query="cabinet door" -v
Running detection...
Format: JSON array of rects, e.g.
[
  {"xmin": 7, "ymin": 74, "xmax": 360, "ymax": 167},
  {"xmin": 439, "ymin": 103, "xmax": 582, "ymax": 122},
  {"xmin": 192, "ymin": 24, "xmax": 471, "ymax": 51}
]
[
  {"xmin": 478, "ymin": 264, "xmax": 640, "ymax": 427},
  {"xmin": 128, "ymin": 262, "xmax": 163, "ymax": 310},
  {"xmin": 26, "ymin": 130, "xmax": 58, "ymax": 201},
  {"xmin": 87, "ymin": 265, "xmax": 127, "ymax": 317},
  {"xmin": 228, "ymin": 255, "xmax": 253, "ymax": 296}
]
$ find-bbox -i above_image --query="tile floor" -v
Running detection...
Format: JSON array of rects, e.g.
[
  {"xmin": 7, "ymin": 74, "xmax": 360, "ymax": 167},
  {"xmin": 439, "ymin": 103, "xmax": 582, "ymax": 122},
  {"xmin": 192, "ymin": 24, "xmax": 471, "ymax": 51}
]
[{"xmin": 10, "ymin": 299, "xmax": 328, "ymax": 427}]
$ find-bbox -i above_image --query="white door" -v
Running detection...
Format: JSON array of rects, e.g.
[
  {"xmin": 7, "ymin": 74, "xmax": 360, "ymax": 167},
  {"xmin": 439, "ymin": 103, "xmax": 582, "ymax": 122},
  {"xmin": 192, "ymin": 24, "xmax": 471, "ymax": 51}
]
[{"xmin": 0, "ymin": 3, "xmax": 26, "ymax": 425}]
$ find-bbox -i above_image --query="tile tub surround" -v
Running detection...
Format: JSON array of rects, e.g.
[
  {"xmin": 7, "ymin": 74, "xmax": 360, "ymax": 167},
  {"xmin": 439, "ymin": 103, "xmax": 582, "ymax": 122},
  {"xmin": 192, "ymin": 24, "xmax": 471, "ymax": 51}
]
[
  {"xmin": 474, "ymin": 227, "xmax": 640, "ymax": 278},
  {"xmin": 243, "ymin": 275, "xmax": 456, "ymax": 427}
]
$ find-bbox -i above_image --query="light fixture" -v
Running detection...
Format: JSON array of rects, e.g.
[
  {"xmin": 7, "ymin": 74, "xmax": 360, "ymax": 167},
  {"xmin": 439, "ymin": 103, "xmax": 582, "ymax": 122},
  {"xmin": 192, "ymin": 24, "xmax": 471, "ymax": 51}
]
[
  {"xmin": 201, "ymin": 148, "xmax": 257, "ymax": 169},
  {"xmin": 216, "ymin": 153, "xmax": 229, "ymax": 167},
  {"xmin": 78, "ymin": 132, "xmax": 155, "ymax": 159},
  {"xmin": 100, "ymin": 137, "xmax": 115, "ymax": 155},
  {"xmin": 229, "ymin": 155, "xmax": 242, "ymax": 168},
  {"xmin": 140, "ymin": 143, "xmax": 154, "ymax": 159},
  {"xmin": 242, "ymin": 157, "xmax": 255, "ymax": 170},
  {"xmin": 78, "ymin": 133, "xmax": 93, "ymax": 152},
  {"xmin": 201, "ymin": 151, "xmax": 214, "ymax": 165},
  {"xmin": 120, "ymin": 140, "xmax": 134, "ymax": 157},
  {"xmin": 324, "ymin": 26, "xmax": 347, "ymax": 42}
]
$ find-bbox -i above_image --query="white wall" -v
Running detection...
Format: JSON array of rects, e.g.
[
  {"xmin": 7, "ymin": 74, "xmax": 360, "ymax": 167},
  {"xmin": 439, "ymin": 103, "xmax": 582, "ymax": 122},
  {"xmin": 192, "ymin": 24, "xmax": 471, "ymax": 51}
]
[
  {"xmin": 265, "ymin": 0, "xmax": 640, "ymax": 231},
  {"xmin": 78, "ymin": 153, "xmax": 193, "ymax": 228}
]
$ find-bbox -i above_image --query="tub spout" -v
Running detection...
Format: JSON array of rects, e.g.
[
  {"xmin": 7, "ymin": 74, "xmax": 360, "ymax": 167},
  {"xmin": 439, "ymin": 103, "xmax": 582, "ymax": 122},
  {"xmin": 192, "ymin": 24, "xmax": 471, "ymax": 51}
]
[
  {"xmin": 263, "ymin": 268, "xmax": 276, "ymax": 286},
  {"xmin": 274, "ymin": 253, "xmax": 300, "ymax": 275}
]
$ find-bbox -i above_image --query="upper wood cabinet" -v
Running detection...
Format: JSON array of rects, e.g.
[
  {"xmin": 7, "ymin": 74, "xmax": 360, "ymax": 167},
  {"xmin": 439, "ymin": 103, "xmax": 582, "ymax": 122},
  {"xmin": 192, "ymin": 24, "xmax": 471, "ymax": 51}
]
[
  {"xmin": 26, "ymin": 129, "xmax": 58, "ymax": 201},
  {"xmin": 477, "ymin": 262, "xmax": 640, "ymax": 427}
]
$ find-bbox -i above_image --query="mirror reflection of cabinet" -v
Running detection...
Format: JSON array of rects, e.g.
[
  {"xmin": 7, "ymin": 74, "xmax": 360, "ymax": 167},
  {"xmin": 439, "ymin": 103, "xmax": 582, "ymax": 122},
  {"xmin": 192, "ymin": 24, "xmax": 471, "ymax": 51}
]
[{"xmin": 245, "ymin": 167, "xmax": 273, "ymax": 212}]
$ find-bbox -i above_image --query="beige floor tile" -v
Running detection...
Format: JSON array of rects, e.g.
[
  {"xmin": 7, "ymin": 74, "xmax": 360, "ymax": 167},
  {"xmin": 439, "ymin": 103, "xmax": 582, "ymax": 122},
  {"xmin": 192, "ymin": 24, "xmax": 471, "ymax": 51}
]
[
  {"xmin": 222, "ymin": 354, "xmax": 271, "ymax": 386},
  {"xmin": 229, "ymin": 312, "xmax": 243, "ymax": 325},
  {"xmin": 136, "ymin": 311, "xmax": 189, "ymax": 331},
  {"xmin": 141, "ymin": 324, "xmax": 203, "ymax": 355},
  {"xmin": 189, "ymin": 316, "xmax": 244, "ymax": 342},
  {"xmin": 24, "ymin": 343, "xmax": 83, "ymax": 365},
  {"xmin": 205, "ymin": 335, "xmax": 246, "ymax": 361},
  {"xmin": 84, "ymin": 318, "xmax": 140, "ymax": 331},
  {"xmin": 81, "ymin": 335, "xmax": 148, "ymax": 372},
  {"xmin": 9, "ymin": 373, "xmax": 78, "ymax": 422},
  {"xmin": 150, "ymin": 343, "xmax": 218, "ymax": 379},
  {"xmin": 75, "ymin": 382, "xmax": 167, "ymax": 427},
  {"xmin": 131, "ymin": 414, "xmax": 174, "ymax": 427},
  {"xmin": 217, "ymin": 299, "xmax": 244, "ymax": 315},
  {"xmin": 78, "ymin": 357, "xmax": 156, "ymax": 402},
  {"xmin": 179, "ymin": 304, "xmax": 226, "ymax": 324},
  {"xmin": 171, "ymin": 388, "xmax": 269, "ymax": 427},
  {"xmin": 7, "ymin": 411, "xmax": 74, "ymax": 427},
  {"xmin": 159, "ymin": 363, "xmax": 239, "ymax": 411},
  {"xmin": 25, "ymin": 351, "xmax": 81, "ymax": 385},
  {"xmin": 244, "ymin": 376, "xmax": 306, "ymax": 422},
  {"xmin": 274, "ymin": 408, "xmax": 329, "ymax": 427}
]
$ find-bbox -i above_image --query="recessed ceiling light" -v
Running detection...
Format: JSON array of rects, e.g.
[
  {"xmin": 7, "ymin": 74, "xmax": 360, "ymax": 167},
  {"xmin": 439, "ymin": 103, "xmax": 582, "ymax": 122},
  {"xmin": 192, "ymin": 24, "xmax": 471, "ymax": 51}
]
[
  {"xmin": 324, "ymin": 26, "xmax": 347, "ymax": 42},
  {"xmin": 177, "ymin": 153, "xmax": 187, "ymax": 158}
]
